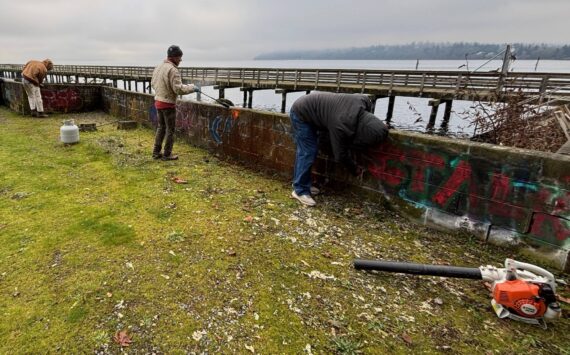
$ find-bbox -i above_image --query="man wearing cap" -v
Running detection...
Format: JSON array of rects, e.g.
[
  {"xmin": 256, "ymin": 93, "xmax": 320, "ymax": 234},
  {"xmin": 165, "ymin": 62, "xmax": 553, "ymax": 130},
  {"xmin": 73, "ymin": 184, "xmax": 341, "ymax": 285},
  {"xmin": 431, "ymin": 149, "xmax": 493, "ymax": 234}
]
[
  {"xmin": 289, "ymin": 92, "xmax": 389, "ymax": 206},
  {"xmin": 21, "ymin": 58, "xmax": 53, "ymax": 118},
  {"xmin": 151, "ymin": 45, "xmax": 199, "ymax": 161}
]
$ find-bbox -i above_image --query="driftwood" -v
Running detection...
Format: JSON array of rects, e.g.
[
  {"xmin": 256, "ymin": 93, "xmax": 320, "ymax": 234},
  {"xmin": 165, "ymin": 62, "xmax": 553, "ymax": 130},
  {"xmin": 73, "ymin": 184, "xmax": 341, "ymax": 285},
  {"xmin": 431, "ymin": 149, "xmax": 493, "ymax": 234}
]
[
  {"xmin": 555, "ymin": 105, "xmax": 570, "ymax": 155},
  {"xmin": 117, "ymin": 121, "xmax": 138, "ymax": 130},
  {"xmin": 78, "ymin": 123, "xmax": 97, "ymax": 132}
]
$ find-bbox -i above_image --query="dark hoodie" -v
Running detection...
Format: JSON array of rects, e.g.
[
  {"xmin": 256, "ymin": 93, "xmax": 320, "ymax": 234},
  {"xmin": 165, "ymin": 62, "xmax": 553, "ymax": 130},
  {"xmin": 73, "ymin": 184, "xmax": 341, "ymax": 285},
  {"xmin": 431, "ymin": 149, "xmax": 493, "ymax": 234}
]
[{"xmin": 291, "ymin": 92, "xmax": 388, "ymax": 173}]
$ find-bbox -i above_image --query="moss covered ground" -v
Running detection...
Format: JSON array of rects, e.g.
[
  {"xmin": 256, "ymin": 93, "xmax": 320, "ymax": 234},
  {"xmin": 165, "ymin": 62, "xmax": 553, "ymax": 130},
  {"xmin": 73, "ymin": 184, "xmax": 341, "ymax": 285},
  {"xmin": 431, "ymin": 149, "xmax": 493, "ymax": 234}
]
[{"xmin": 0, "ymin": 107, "xmax": 569, "ymax": 354}]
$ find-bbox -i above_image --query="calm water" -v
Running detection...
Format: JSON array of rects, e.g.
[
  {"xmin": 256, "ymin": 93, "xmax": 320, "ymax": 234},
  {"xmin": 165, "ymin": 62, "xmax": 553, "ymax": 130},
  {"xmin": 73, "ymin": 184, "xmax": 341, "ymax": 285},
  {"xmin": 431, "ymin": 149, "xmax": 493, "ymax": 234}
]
[{"xmin": 77, "ymin": 59, "xmax": 569, "ymax": 136}]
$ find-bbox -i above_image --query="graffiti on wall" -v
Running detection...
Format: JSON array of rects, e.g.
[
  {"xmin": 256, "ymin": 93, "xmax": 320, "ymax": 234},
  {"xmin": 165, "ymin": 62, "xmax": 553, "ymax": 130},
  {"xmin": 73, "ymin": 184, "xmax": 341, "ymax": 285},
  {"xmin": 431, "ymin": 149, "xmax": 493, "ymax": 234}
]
[
  {"xmin": 366, "ymin": 141, "xmax": 570, "ymax": 248},
  {"xmin": 42, "ymin": 87, "xmax": 83, "ymax": 112},
  {"xmin": 209, "ymin": 115, "xmax": 234, "ymax": 144},
  {"xmin": 173, "ymin": 102, "xmax": 296, "ymax": 169},
  {"xmin": 149, "ymin": 104, "xmax": 157, "ymax": 126},
  {"xmin": 101, "ymin": 87, "xmax": 154, "ymax": 127},
  {"xmin": 175, "ymin": 102, "xmax": 242, "ymax": 145}
]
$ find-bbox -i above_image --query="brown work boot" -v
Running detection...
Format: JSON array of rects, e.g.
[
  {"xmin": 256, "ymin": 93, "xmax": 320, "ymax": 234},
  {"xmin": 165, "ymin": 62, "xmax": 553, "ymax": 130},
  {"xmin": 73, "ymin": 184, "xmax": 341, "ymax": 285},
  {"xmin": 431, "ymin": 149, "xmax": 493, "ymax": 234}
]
[
  {"xmin": 37, "ymin": 112, "xmax": 49, "ymax": 118},
  {"xmin": 31, "ymin": 109, "xmax": 38, "ymax": 117}
]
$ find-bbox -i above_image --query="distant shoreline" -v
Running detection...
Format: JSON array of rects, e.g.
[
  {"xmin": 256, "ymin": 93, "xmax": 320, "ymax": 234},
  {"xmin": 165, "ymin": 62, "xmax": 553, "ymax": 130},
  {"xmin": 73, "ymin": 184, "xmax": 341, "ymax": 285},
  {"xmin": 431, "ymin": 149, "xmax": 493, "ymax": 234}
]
[{"xmin": 255, "ymin": 42, "xmax": 570, "ymax": 61}]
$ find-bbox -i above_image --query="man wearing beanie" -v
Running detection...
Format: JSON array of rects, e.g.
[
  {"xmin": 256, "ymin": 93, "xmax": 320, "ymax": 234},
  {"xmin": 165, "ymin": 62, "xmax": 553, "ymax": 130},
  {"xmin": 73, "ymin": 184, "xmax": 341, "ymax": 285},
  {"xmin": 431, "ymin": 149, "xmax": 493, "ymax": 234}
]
[
  {"xmin": 21, "ymin": 58, "xmax": 53, "ymax": 118},
  {"xmin": 289, "ymin": 92, "xmax": 389, "ymax": 206},
  {"xmin": 151, "ymin": 45, "xmax": 199, "ymax": 161}
]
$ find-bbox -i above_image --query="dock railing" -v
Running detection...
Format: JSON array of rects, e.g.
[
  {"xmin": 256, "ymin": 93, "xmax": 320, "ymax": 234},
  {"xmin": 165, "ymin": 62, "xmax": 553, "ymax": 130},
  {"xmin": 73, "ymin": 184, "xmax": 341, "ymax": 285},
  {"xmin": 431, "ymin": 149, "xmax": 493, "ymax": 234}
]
[{"xmin": 2, "ymin": 64, "xmax": 570, "ymax": 102}]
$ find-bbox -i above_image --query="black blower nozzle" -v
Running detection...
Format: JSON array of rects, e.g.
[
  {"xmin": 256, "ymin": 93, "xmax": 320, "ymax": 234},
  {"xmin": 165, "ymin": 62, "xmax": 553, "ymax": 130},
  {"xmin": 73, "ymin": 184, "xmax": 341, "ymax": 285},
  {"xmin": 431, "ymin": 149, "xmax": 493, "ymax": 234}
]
[{"xmin": 353, "ymin": 259, "xmax": 483, "ymax": 280}]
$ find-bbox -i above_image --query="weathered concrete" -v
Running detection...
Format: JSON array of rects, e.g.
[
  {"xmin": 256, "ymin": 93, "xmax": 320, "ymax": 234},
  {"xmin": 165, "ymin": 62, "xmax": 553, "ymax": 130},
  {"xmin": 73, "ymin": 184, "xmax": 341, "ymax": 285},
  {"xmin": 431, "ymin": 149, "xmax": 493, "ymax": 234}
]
[
  {"xmin": 101, "ymin": 87, "xmax": 155, "ymax": 128},
  {"xmin": 2, "ymin": 82, "xmax": 570, "ymax": 271},
  {"xmin": 0, "ymin": 79, "xmax": 101, "ymax": 114}
]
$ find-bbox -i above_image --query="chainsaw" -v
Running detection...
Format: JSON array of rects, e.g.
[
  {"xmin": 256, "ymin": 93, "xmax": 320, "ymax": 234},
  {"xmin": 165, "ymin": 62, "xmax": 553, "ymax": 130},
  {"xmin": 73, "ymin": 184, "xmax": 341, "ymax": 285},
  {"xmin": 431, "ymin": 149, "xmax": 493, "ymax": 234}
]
[{"xmin": 353, "ymin": 258, "xmax": 562, "ymax": 327}]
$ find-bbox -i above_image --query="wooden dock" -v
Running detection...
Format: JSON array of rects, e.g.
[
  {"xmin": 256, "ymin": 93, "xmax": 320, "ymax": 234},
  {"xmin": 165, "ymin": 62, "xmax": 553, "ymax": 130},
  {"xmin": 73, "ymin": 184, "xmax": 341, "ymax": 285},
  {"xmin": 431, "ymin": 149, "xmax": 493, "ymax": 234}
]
[{"xmin": 2, "ymin": 64, "xmax": 570, "ymax": 123}]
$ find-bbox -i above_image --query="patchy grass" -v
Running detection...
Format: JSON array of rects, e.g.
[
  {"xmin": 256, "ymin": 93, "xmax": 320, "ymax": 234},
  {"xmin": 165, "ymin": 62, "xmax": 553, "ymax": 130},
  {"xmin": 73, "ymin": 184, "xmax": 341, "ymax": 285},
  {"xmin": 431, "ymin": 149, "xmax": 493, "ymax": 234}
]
[{"xmin": 0, "ymin": 107, "xmax": 569, "ymax": 354}]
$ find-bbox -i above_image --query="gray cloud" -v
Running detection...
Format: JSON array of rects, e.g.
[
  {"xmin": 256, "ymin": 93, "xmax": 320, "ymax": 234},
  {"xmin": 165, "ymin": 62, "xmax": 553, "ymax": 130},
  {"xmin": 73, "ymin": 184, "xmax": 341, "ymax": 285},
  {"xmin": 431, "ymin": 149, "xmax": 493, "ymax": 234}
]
[{"xmin": 0, "ymin": 0, "xmax": 568, "ymax": 64}]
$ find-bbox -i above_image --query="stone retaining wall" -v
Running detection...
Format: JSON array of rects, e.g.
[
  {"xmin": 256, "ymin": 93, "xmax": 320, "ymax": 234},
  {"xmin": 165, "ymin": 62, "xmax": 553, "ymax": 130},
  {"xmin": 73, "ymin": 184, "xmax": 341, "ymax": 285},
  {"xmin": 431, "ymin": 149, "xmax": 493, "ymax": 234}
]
[{"xmin": 0, "ymin": 80, "xmax": 100, "ymax": 114}]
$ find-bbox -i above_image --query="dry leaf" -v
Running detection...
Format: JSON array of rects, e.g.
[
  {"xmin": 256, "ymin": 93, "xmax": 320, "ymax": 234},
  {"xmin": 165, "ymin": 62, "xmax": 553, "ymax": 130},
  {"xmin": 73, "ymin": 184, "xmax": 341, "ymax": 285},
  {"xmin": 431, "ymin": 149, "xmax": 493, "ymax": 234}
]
[
  {"xmin": 244, "ymin": 215, "xmax": 254, "ymax": 222},
  {"xmin": 171, "ymin": 176, "xmax": 188, "ymax": 184},
  {"xmin": 401, "ymin": 333, "xmax": 413, "ymax": 345},
  {"xmin": 113, "ymin": 330, "xmax": 132, "ymax": 347}
]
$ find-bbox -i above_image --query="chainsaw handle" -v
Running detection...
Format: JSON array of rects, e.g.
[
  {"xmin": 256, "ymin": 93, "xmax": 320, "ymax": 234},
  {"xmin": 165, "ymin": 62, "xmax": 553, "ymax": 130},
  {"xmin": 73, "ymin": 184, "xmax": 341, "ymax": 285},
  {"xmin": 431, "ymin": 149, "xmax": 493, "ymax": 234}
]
[{"xmin": 506, "ymin": 259, "xmax": 555, "ymax": 283}]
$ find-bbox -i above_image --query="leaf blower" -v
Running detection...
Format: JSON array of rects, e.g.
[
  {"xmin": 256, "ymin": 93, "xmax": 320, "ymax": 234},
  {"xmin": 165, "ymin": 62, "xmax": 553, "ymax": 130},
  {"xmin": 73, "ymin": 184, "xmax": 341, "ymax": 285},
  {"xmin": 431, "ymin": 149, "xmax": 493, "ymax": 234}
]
[{"xmin": 353, "ymin": 258, "xmax": 562, "ymax": 326}]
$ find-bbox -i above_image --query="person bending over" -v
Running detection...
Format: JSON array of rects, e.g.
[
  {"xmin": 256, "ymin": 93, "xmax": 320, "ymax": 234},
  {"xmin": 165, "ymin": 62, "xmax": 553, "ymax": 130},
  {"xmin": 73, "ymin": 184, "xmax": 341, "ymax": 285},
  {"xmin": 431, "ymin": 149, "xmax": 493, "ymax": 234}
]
[
  {"xmin": 22, "ymin": 58, "xmax": 53, "ymax": 118},
  {"xmin": 289, "ymin": 92, "xmax": 389, "ymax": 206}
]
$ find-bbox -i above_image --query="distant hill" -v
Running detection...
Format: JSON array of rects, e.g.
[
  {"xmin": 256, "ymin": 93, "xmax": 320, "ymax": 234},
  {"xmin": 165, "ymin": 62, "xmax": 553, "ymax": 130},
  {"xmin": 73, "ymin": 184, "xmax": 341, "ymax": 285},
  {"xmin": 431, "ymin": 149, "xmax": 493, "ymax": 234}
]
[{"xmin": 254, "ymin": 42, "xmax": 570, "ymax": 60}]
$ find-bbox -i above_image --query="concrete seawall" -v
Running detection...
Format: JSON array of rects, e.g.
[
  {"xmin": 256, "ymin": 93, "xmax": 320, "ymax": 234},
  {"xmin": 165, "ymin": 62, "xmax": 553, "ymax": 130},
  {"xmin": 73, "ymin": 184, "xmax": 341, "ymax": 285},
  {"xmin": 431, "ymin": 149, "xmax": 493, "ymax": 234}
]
[
  {"xmin": 0, "ymin": 80, "xmax": 101, "ymax": 114},
  {"xmin": 3, "ymin": 81, "xmax": 570, "ymax": 271}
]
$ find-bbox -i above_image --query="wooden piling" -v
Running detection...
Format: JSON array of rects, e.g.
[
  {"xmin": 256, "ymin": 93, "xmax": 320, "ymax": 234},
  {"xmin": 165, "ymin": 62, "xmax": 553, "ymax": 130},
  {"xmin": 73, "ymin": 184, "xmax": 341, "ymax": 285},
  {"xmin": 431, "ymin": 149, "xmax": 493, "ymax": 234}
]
[
  {"xmin": 369, "ymin": 95, "xmax": 378, "ymax": 113},
  {"xmin": 281, "ymin": 92, "xmax": 287, "ymax": 113},
  {"xmin": 427, "ymin": 99, "xmax": 441, "ymax": 131},
  {"xmin": 247, "ymin": 89, "xmax": 253, "ymax": 108},
  {"xmin": 386, "ymin": 96, "xmax": 395, "ymax": 123},
  {"xmin": 440, "ymin": 100, "xmax": 453, "ymax": 132}
]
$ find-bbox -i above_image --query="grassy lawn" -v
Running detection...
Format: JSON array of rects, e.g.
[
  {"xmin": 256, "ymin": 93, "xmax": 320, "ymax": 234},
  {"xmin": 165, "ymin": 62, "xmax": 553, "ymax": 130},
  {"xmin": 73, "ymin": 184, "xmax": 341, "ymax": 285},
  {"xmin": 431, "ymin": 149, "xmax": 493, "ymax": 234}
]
[{"xmin": 0, "ymin": 107, "xmax": 569, "ymax": 354}]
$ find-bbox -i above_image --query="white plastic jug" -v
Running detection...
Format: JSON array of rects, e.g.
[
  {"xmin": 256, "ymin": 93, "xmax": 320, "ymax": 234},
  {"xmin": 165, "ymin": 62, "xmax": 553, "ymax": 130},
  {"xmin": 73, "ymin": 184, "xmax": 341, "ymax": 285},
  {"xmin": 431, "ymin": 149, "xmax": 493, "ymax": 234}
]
[{"xmin": 60, "ymin": 119, "xmax": 80, "ymax": 144}]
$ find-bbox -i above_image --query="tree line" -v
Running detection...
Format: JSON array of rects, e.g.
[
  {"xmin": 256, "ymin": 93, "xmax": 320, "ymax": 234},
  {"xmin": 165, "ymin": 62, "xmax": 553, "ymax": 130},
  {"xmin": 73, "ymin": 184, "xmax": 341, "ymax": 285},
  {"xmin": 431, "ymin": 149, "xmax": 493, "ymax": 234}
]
[{"xmin": 254, "ymin": 42, "xmax": 570, "ymax": 60}]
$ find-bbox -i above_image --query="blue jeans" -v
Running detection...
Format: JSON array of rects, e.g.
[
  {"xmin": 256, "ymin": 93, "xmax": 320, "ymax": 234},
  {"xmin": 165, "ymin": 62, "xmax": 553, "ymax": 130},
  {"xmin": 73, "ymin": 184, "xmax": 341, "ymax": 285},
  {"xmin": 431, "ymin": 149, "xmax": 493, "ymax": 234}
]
[{"xmin": 290, "ymin": 110, "xmax": 318, "ymax": 196}]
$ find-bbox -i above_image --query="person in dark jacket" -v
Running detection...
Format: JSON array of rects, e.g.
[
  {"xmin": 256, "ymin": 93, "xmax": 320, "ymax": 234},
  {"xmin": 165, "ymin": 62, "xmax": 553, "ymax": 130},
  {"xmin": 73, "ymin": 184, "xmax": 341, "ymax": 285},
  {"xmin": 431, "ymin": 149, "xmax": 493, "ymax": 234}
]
[{"xmin": 289, "ymin": 92, "xmax": 389, "ymax": 206}]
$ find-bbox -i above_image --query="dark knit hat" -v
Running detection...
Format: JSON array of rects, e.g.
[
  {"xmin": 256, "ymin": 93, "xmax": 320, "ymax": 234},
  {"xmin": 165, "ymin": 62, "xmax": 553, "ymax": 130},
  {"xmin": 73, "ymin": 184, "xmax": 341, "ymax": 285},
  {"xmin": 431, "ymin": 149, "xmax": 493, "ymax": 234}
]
[{"xmin": 167, "ymin": 45, "xmax": 183, "ymax": 58}]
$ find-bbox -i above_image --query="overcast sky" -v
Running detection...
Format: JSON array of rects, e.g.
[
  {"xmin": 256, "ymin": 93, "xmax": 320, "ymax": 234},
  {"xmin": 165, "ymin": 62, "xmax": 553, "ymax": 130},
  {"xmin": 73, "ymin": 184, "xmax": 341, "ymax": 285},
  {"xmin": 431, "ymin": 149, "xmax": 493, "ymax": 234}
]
[{"xmin": 0, "ymin": 0, "xmax": 568, "ymax": 65}]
